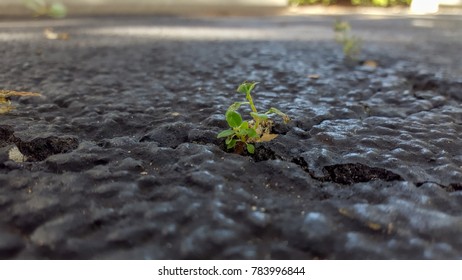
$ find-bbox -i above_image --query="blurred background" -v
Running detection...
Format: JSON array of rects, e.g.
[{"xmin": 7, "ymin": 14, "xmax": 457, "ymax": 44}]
[{"xmin": 0, "ymin": 0, "xmax": 461, "ymax": 17}]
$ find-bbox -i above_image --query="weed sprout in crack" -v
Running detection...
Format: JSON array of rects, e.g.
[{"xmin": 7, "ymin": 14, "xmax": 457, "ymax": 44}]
[
  {"xmin": 334, "ymin": 19, "xmax": 362, "ymax": 64},
  {"xmin": 23, "ymin": 0, "xmax": 67, "ymax": 18},
  {"xmin": 217, "ymin": 82, "xmax": 290, "ymax": 155}
]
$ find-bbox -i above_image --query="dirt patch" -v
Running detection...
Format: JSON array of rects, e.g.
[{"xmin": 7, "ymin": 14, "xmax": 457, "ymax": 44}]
[{"xmin": 0, "ymin": 125, "xmax": 78, "ymax": 162}]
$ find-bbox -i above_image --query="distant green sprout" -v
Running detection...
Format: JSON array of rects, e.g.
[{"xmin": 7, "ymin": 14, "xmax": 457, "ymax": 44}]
[
  {"xmin": 334, "ymin": 19, "xmax": 362, "ymax": 63},
  {"xmin": 217, "ymin": 82, "xmax": 290, "ymax": 154},
  {"xmin": 24, "ymin": 0, "xmax": 67, "ymax": 18}
]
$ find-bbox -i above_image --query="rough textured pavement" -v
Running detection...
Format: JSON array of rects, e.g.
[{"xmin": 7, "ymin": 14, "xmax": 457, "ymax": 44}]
[{"xmin": 0, "ymin": 13, "xmax": 462, "ymax": 259}]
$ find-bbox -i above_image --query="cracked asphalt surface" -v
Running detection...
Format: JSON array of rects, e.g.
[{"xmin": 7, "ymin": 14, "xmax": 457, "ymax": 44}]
[{"xmin": 0, "ymin": 12, "xmax": 462, "ymax": 259}]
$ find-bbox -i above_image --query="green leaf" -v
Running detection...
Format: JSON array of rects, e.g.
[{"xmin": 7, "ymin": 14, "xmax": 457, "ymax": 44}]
[
  {"xmin": 48, "ymin": 3, "xmax": 67, "ymax": 18},
  {"xmin": 246, "ymin": 128, "xmax": 259, "ymax": 138},
  {"xmin": 217, "ymin": 129, "xmax": 235, "ymax": 138},
  {"xmin": 235, "ymin": 129, "xmax": 245, "ymax": 137},
  {"xmin": 246, "ymin": 143, "xmax": 255, "ymax": 154},
  {"xmin": 225, "ymin": 136, "xmax": 234, "ymax": 145},
  {"xmin": 226, "ymin": 111, "xmax": 242, "ymax": 128},
  {"xmin": 226, "ymin": 102, "xmax": 249, "ymax": 114},
  {"xmin": 250, "ymin": 112, "xmax": 269, "ymax": 120},
  {"xmin": 227, "ymin": 139, "xmax": 237, "ymax": 149},
  {"xmin": 239, "ymin": 121, "xmax": 249, "ymax": 130},
  {"xmin": 237, "ymin": 81, "xmax": 259, "ymax": 95},
  {"xmin": 266, "ymin": 107, "xmax": 291, "ymax": 123}
]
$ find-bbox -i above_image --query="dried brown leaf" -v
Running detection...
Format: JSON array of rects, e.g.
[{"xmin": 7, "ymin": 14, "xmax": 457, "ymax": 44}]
[
  {"xmin": 308, "ymin": 74, "xmax": 320, "ymax": 79},
  {"xmin": 338, "ymin": 208, "xmax": 354, "ymax": 218},
  {"xmin": 0, "ymin": 105, "xmax": 15, "ymax": 114},
  {"xmin": 363, "ymin": 60, "xmax": 378, "ymax": 68},
  {"xmin": 367, "ymin": 222, "xmax": 382, "ymax": 231},
  {"xmin": 0, "ymin": 90, "xmax": 41, "ymax": 114},
  {"xmin": 257, "ymin": 133, "xmax": 278, "ymax": 142},
  {"xmin": 0, "ymin": 96, "xmax": 11, "ymax": 104},
  {"xmin": 44, "ymin": 28, "xmax": 69, "ymax": 40},
  {"xmin": 0, "ymin": 90, "xmax": 41, "ymax": 97}
]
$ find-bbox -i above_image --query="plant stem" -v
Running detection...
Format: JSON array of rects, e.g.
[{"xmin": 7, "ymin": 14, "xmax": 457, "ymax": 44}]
[
  {"xmin": 246, "ymin": 91, "xmax": 257, "ymax": 113},
  {"xmin": 245, "ymin": 90, "xmax": 260, "ymax": 131}
]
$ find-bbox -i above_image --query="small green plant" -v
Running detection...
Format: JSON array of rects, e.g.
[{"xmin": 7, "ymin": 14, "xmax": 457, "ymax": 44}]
[
  {"xmin": 334, "ymin": 19, "xmax": 362, "ymax": 62},
  {"xmin": 217, "ymin": 82, "xmax": 290, "ymax": 154},
  {"xmin": 23, "ymin": 0, "xmax": 67, "ymax": 18}
]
